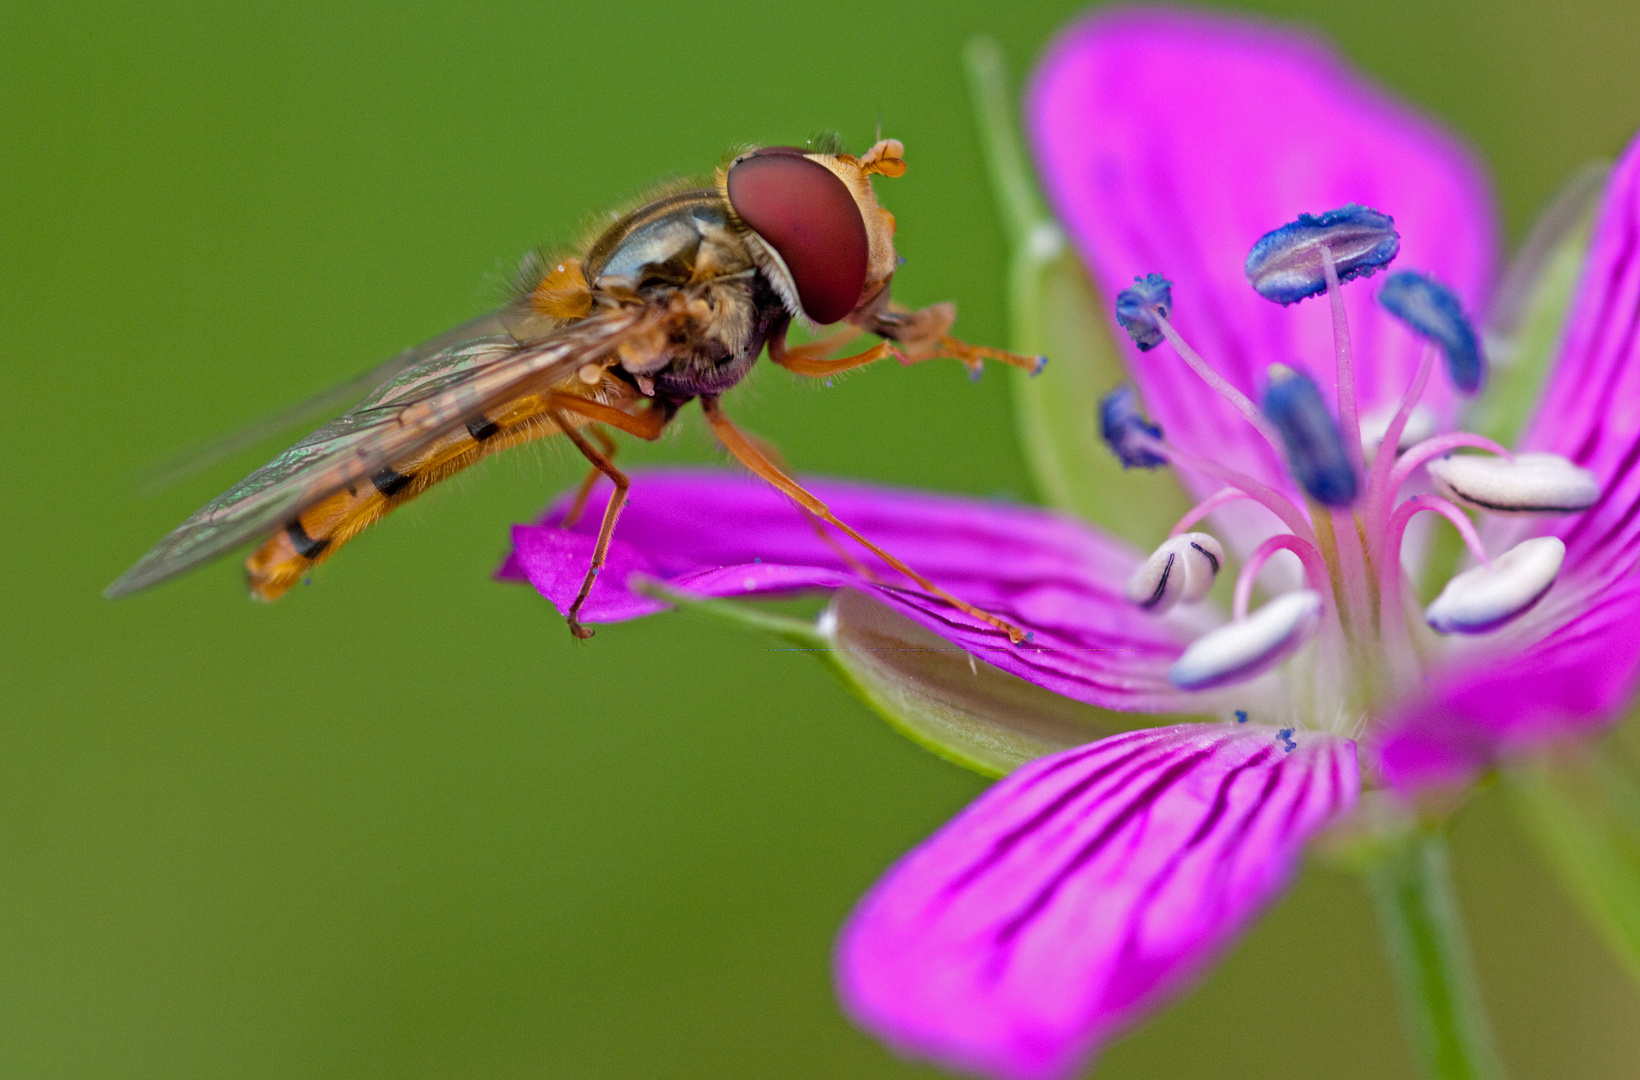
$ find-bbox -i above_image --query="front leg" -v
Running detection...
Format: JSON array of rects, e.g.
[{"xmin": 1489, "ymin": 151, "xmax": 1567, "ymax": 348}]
[
  {"xmin": 855, "ymin": 296, "xmax": 1047, "ymax": 377},
  {"xmin": 767, "ymin": 322, "xmax": 906, "ymax": 377}
]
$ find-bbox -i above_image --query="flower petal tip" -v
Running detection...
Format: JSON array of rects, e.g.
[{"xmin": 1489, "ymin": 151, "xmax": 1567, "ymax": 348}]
[{"xmin": 836, "ymin": 724, "xmax": 1359, "ymax": 1080}]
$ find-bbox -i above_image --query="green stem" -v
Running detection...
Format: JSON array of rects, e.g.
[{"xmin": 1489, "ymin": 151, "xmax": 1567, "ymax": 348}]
[
  {"xmin": 962, "ymin": 36, "xmax": 1052, "ymax": 249},
  {"xmin": 1362, "ymin": 830, "xmax": 1507, "ymax": 1080}
]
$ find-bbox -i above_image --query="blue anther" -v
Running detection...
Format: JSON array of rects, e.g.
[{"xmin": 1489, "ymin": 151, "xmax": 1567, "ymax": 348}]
[
  {"xmin": 1099, "ymin": 384, "xmax": 1168, "ymax": 469},
  {"xmin": 1277, "ymin": 728, "xmax": 1297, "ymax": 753},
  {"xmin": 1245, "ymin": 205, "xmax": 1399, "ymax": 305},
  {"xmin": 1262, "ymin": 367, "xmax": 1358, "ymax": 506},
  {"xmin": 1032, "ymin": 355, "xmax": 1049, "ymax": 376},
  {"xmin": 1377, "ymin": 270, "xmax": 1486, "ymax": 394},
  {"xmin": 1114, "ymin": 273, "xmax": 1173, "ymax": 351},
  {"xmin": 1235, "ymin": 710, "xmax": 1249, "ymax": 724}
]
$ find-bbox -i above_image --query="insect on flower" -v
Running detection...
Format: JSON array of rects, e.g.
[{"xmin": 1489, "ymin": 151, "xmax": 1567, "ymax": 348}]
[{"xmin": 104, "ymin": 137, "xmax": 1045, "ymax": 640}]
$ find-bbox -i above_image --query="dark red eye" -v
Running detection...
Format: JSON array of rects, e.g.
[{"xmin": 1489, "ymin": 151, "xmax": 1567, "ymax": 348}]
[{"xmin": 726, "ymin": 150, "xmax": 869, "ymax": 325}]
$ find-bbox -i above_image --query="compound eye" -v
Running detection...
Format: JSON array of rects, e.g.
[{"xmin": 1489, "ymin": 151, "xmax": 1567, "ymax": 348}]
[{"xmin": 726, "ymin": 151, "xmax": 870, "ymax": 325}]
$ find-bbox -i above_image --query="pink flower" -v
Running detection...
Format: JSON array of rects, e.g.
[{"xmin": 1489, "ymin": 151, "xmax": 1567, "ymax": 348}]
[{"xmin": 502, "ymin": 9, "xmax": 1640, "ymax": 1079}]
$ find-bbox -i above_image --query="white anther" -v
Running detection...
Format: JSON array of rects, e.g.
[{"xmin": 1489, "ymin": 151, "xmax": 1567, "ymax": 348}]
[
  {"xmin": 1125, "ymin": 532, "xmax": 1225, "ymax": 613},
  {"xmin": 1427, "ymin": 452, "xmax": 1599, "ymax": 514},
  {"xmin": 1425, "ymin": 536, "xmax": 1565, "ymax": 635},
  {"xmin": 1168, "ymin": 590, "xmax": 1323, "ymax": 691},
  {"xmin": 1361, "ymin": 405, "xmax": 1435, "ymax": 462}
]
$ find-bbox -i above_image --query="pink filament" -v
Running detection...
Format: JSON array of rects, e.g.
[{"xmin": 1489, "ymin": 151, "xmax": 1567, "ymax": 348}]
[
  {"xmin": 1136, "ymin": 433, "xmax": 1318, "ymax": 548},
  {"xmin": 1365, "ymin": 343, "xmax": 1437, "ymax": 537},
  {"xmin": 1320, "ymin": 247, "xmax": 1366, "ymax": 478},
  {"xmin": 1169, "ymin": 488, "xmax": 1258, "ymax": 537},
  {"xmin": 1153, "ymin": 314, "xmax": 1284, "ymax": 451},
  {"xmin": 1378, "ymin": 495, "xmax": 1492, "ymax": 651},
  {"xmin": 1387, "ymin": 433, "xmax": 1517, "ymax": 499},
  {"xmin": 1232, "ymin": 533, "xmax": 1331, "ymax": 620}
]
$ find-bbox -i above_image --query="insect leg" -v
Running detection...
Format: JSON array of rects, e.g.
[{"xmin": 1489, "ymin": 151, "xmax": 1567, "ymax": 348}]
[
  {"xmin": 767, "ymin": 322, "xmax": 906, "ymax": 377},
  {"xmin": 546, "ymin": 394, "xmax": 666, "ymax": 639},
  {"xmin": 699, "ymin": 396, "xmax": 1027, "ymax": 645},
  {"xmin": 857, "ymin": 300, "xmax": 1044, "ymax": 375},
  {"xmin": 559, "ymin": 427, "xmax": 618, "ymax": 530}
]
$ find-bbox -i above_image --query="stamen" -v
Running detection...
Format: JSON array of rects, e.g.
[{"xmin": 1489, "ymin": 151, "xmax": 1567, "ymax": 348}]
[
  {"xmin": 1113, "ymin": 273, "xmax": 1172, "ymax": 351},
  {"xmin": 1131, "ymin": 430, "xmax": 1319, "ymax": 548},
  {"xmin": 1361, "ymin": 404, "xmax": 1436, "ymax": 463},
  {"xmin": 1365, "ymin": 345, "xmax": 1437, "ymax": 537},
  {"xmin": 1319, "ymin": 246, "xmax": 1366, "ymax": 478},
  {"xmin": 1427, "ymin": 452, "xmax": 1600, "ymax": 514},
  {"xmin": 1232, "ymin": 534, "xmax": 1331, "ymax": 620},
  {"xmin": 1168, "ymin": 590, "xmax": 1324, "ymax": 690},
  {"xmin": 1169, "ymin": 487, "xmax": 1258, "ymax": 537},
  {"xmin": 1378, "ymin": 270, "xmax": 1486, "ymax": 394},
  {"xmin": 1098, "ymin": 385, "xmax": 1168, "ymax": 469},
  {"xmin": 1152, "ymin": 314, "xmax": 1284, "ymax": 449},
  {"xmin": 1125, "ymin": 532, "xmax": 1225, "ymax": 613},
  {"xmin": 1244, "ymin": 205, "xmax": 1399, "ymax": 305},
  {"xmin": 1387, "ymin": 433, "xmax": 1516, "ymax": 501},
  {"xmin": 1425, "ymin": 536, "xmax": 1566, "ymax": 634},
  {"xmin": 1383, "ymin": 495, "xmax": 1492, "ymax": 571},
  {"xmin": 1262, "ymin": 365, "xmax": 1359, "ymax": 507}
]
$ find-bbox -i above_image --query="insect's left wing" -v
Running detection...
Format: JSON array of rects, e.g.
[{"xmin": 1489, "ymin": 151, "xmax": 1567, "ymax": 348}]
[
  {"xmin": 105, "ymin": 306, "xmax": 656, "ymax": 599},
  {"xmin": 135, "ymin": 310, "xmax": 518, "ymax": 495}
]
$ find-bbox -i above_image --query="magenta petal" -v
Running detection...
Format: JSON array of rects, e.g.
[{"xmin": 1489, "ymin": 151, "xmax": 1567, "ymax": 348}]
[
  {"xmin": 1378, "ymin": 573, "xmax": 1640, "ymax": 793},
  {"xmin": 503, "ymin": 469, "xmax": 1206, "ymax": 712},
  {"xmin": 836, "ymin": 724, "xmax": 1358, "ymax": 1080},
  {"xmin": 1516, "ymin": 130, "xmax": 1640, "ymax": 584},
  {"xmin": 1028, "ymin": 9, "xmax": 1495, "ymax": 496}
]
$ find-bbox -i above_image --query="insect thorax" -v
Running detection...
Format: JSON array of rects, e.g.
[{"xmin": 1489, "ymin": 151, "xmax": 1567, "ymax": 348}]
[{"xmin": 581, "ymin": 189, "xmax": 788, "ymax": 402}]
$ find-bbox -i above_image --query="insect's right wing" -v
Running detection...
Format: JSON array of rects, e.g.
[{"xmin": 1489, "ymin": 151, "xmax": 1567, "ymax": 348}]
[
  {"xmin": 105, "ymin": 305, "xmax": 658, "ymax": 599},
  {"xmin": 134, "ymin": 310, "xmax": 517, "ymax": 494}
]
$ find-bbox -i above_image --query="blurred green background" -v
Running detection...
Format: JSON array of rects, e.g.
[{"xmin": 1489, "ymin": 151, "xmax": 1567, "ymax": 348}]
[{"xmin": 5, "ymin": 1, "xmax": 1640, "ymax": 1077}]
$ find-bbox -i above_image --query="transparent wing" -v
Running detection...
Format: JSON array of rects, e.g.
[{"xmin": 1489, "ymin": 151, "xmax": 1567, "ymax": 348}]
[
  {"xmin": 133, "ymin": 310, "xmax": 516, "ymax": 494},
  {"xmin": 106, "ymin": 306, "xmax": 656, "ymax": 598}
]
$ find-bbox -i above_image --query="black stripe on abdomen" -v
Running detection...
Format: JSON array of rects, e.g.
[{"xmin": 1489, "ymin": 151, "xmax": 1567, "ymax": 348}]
[
  {"xmin": 371, "ymin": 466, "xmax": 413, "ymax": 497},
  {"xmin": 467, "ymin": 416, "xmax": 500, "ymax": 442},
  {"xmin": 285, "ymin": 519, "xmax": 331, "ymax": 560}
]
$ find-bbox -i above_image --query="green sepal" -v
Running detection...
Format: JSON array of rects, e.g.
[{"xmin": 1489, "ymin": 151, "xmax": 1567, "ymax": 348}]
[
  {"xmin": 963, "ymin": 38, "xmax": 1192, "ymax": 547},
  {"xmin": 1469, "ymin": 161, "xmax": 1607, "ymax": 448},
  {"xmin": 637, "ymin": 580, "xmax": 1173, "ymax": 778},
  {"xmin": 1507, "ymin": 725, "xmax": 1640, "ymax": 986},
  {"xmin": 1418, "ymin": 162, "xmax": 1607, "ymax": 604}
]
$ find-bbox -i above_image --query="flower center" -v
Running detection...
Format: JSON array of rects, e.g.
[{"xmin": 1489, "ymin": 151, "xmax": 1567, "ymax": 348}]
[{"xmin": 1105, "ymin": 209, "xmax": 1599, "ymax": 735}]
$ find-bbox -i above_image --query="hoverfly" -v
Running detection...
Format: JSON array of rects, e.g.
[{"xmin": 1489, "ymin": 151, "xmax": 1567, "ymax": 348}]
[{"xmin": 106, "ymin": 136, "xmax": 1043, "ymax": 641}]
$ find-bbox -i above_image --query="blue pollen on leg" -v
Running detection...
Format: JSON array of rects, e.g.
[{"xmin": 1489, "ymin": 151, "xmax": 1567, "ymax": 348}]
[
  {"xmin": 1277, "ymin": 727, "xmax": 1297, "ymax": 752},
  {"xmin": 1377, "ymin": 270, "xmax": 1486, "ymax": 393},
  {"xmin": 1235, "ymin": 710, "xmax": 1249, "ymax": 724},
  {"xmin": 1099, "ymin": 384, "xmax": 1168, "ymax": 469},
  {"xmin": 1245, "ymin": 205, "xmax": 1399, "ymax": 305},
  {"xmin": 1263, "ymin": 367, "xmax": 1359, "ymax": 506},
  {"xmin": 1114, "ymin": 273, "xmax": 1173, "ymax": 351}
]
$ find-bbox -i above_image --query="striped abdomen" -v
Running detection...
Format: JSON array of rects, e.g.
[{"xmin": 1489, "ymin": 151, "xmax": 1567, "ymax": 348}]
[{"xmin": 246, "ymin": 392, "xmax": 582, "ymax": 600}]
